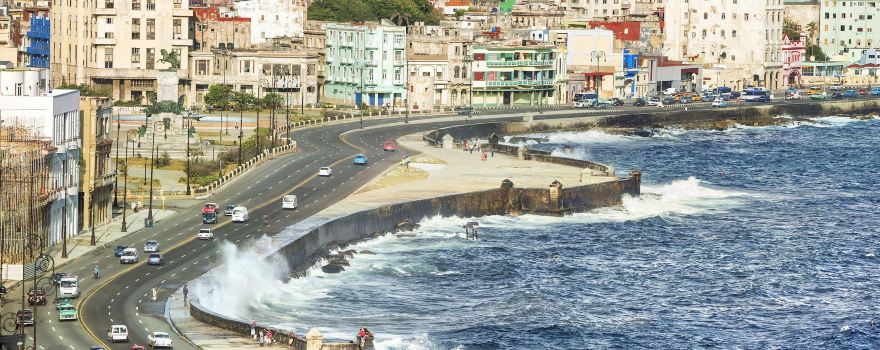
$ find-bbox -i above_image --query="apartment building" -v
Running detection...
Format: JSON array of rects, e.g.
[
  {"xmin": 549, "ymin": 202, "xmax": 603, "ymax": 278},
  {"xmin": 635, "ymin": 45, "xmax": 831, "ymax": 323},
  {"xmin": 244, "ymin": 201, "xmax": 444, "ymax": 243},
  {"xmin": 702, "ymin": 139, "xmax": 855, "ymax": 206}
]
[
  {"xmin": 188, "ymin": 49, "xmax": 319, "ymax": 109},
  {"xmin": 559, "ymin": 0, "xmax": 628, "ymax": 18},
  {"xmin": 50, "ymin": 0, "xmax": 193, "ymax": 102},
  {"xmin": 324, "ymin": 20, "xmax": 407, "ymax": 107},
  {"xmin": 408, "ymin": 23, "xmax": 475, "ymax": 108},
  {"xmin": 25, "ymin": 9, "xmax": 49, "ymax": 68},
  {"xmin": 470, "ymin": 44, "xmax": 561, "ymax": 107},
  {"xmin": 819, "ymin": 0, "xmax": 880, "ymax": 61},
  {"xmin": 551, "ymin": 29, "xmax": 615, "ymax": 99},
  {"xmin": 0, "ymin": 68, "xmax": 81, "ymax": 258},
  {"xmin": 0, "ymin": 6, "xmax": 18, "ymax": 65},
  {"xmin": 234, "ymin": 0, "xmax": 306, "ymax": 44},
  {"xmin": 193, "ymin": 6, "xmax": 251, "ymax": 51},
  {"xmin": 79, "ymin": 96, "xmax": 114, "ymax": 230},
  {"xmin": 665, "ymin": 0, "xmax": 785, "ymax": 90}
]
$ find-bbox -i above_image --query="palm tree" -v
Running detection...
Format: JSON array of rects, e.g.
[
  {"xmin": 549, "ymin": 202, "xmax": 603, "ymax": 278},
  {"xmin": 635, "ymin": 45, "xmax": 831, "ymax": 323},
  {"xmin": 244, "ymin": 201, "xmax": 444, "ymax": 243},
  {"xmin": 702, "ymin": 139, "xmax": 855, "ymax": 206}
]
[
  {"xmin": 806, "ymin": 22, "xmax": 818, "ymax": 44},
  {"xmin": 390, "ymin": 12, "xmax": 412, "ymax": 27}
]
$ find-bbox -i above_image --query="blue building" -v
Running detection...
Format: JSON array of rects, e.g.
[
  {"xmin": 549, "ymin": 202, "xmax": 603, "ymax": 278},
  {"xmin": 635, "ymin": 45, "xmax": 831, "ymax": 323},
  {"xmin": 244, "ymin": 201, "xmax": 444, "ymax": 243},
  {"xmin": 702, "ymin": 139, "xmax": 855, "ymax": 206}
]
[
  {"xmin": 27, "ymin": 16, "xmax": 50, "ymax": 68},
  {"xmin": 622, "ymin": 49, "xmax": 639, "ymax": 97}
]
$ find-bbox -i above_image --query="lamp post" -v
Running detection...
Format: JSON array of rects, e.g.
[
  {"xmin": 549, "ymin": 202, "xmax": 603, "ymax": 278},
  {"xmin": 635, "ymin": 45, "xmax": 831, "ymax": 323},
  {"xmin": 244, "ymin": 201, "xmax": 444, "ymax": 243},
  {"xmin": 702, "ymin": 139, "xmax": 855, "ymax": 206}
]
[
  {"xmin": 283, "ymin": 74, "xmax": 296, "ymax": 145},
  {"xmin": 591, "ymin": 50, "xmax": 607, "ymax": 97},
  {"xmin": 354, "ymin": 61, "xmax": 365, "ymax": 128},
  {"xmin": 146, "ymin": 121, "xmax": 162, "ymax": 227},
  {"xmin": 237, "ymin": 92, "xmax": 245, "ymax": 166},
  {"xmin": 90, "ymin": 125, "xmax": 99, "ymax": 246},
  {"xmin": 463, "ymin": 54, "xmax": 473, "ymax": 124},
  {"xmin": 257, "ymin": 78, "xmax": 270, "ymax": 155},
  {"xmin": 404, "ymin": 59, "xmax": 409, "ymax": 124},
  {"xmin": 113, "ymin": 111, "xmax": 120, "ymax": 208},
  {"xmin": 185, "ymin": 110, "xmax": 192, "ymax": 196},
  {"xmin": 121, "ymin": 129, "xmax": 138, "ymax": 232}
]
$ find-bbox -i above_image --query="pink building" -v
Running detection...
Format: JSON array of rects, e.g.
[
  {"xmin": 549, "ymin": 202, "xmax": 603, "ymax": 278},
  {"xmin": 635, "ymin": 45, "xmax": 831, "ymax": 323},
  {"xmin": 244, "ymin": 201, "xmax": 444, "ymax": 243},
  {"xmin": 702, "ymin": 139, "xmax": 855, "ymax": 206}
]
[{"xmin": 782, "ymin": 31, "xmax": 807, "ymax": 87}]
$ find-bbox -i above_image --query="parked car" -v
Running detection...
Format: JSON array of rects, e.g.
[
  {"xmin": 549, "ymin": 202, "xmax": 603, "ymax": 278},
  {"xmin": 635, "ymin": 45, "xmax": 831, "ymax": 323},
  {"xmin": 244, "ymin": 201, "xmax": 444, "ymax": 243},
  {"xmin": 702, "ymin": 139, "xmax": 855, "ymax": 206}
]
[
  {"xmin": 679, "ymin": 96, "xmax": 692, "ymax": 104},
  {"xmin": 711, "ymin": 98, "xmax": 729, "ymax": 108},
  {"xmin": 52, "ymin": 272, "xmax": 68, "ymax": 286},
  {"xmin": 662, "ymin": 97, "xmax": 676, "ymax": 105},
  {"xmin": 730, "ymin": 91, "xmax": 742, "ymax": 99},
  {"xmin": 646, "ymin": 97, "xmax": 663, "ymax": 107},
  {"xmin": 114, "ymin": 245, "xmax": 128, "ymax": 257},
  {"xmin": 147, "ymin": 253, "xmax": 165, "ymax": 266},
  {"xmin": 143, "ymin": 240, "xmax": 160, "ymax": 253},
  {"xmin": 859, "ymin": 88, "xmax": 868, "ymax": 95},
  {"xmin": 810, "ymin": 93, "xmax": 827, "ymax": 100},
  {"xmin": 455, "ymin": 106, "xmax": 474, "ymax": 115},
  {"xmin": 632, "ymin": 97, "xmax": 646, "ymax": 107},
  {"xmin": 872, "ymin": 87, "xmax": 880, "ymax": 96},
  {"xmin": 609, "ymin": 98, "xmax": 624, "ymax": 106},
  {"xmin": 197, "ymin": 228, "xmax": 214, "ymax": 240},
  {"xmin": 27, "ymin": 288, "xmax": 46, "ymax": 305},
  {"xmin": 353, "ymin": 154, "xmax": 368, "ymax": 165},
  {"xmin": 129, "ymin": 345, "xmax": 146, "ymax": 350},
  {"xmin": 223, "ymin": 204, "xmax": 236, "ymax": 216},
  {"xmin": 383, "ymin": 141, "xmax": 396, "ymax": 151},
  {"xmin": 107, "ymin": 325, "xmax": 129, "ymax": 343},
  {"xmin": 690, "ymin": 94, "xmax": 703, "ymax": 102},
  {"xmin": 807, "ymin": 86, "xmax": 823, "ymax": 95},
  {"xmin": 119, "ymin": 248, "xmax": 139, "ymax": 264},
  {"xmin": 829, "ymin": 84, "xmax": 844, "ymax": 91},
  {"xmin": 831, "ymin": 92, "xmax": 843, "ymax": 99},
  {"xmin": 843, "ymin": 89, "xmax": 859, "ymax": 98},
  {"xmin": 319, "ymin": 167, "xmax": 332, "ymax": 176},
  {"xmin": 147, "ymin": 331, "xmax": 174, "ymax": 349}
]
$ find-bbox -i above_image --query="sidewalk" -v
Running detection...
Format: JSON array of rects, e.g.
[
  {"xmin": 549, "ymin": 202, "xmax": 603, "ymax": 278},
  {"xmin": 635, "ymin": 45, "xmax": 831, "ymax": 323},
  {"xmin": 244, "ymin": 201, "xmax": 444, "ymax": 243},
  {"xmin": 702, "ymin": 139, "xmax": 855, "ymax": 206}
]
[{"xmin": 167, "ymin": 288, "xmax": 265, "ymax": 349}]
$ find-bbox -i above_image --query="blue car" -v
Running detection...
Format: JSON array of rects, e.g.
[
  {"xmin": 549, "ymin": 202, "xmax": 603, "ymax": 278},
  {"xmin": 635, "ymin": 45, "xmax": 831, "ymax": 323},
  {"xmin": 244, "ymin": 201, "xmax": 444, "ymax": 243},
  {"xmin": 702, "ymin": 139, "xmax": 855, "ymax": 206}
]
[
  {"xmin": 114, "ymin": 245, "xmax": 128, "ymax": 257},
  {"xmin": 842, "ymin": 90, "xmax": 859, "ymax": 98},
  {"xmin": 353, "ymin": 154, "xmax": 368, "ymax": 165},
  {"xmin": 871, "ymin": 87, "xmax": 880, "ymax": 96}
]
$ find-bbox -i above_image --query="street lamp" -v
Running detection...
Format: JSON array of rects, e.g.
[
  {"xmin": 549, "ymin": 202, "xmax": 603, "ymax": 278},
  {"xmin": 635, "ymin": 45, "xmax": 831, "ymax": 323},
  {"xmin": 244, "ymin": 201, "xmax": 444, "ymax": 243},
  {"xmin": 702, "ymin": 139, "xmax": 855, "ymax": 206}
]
[
  {"xmin": 257, "ymin": 78, "xmax": 270, "ymax": 154},
  {"xmin": 354, "ymin": 61, "xmax": 366, "ymax": 128},
  {"xmin": 121, "ymin": 129, "xmax": 138, "ymax": 232},
  {"xmin": 185, "ymin": 110, "xmax": 193, "ymax": 196},
  {"xmin": 113, "ymin": 111, "xmax": 121, "ymax": 207},
  {"xmin": 591, "ymin": 50, "xmax": 607, "ymax": 97},
  {"xmin": 146, "ymin": 121, "xmax": 162, "ymax": 227},
  {"xmin": 463, "ymin": 54, "xmax": 473, "ymax": 124}
]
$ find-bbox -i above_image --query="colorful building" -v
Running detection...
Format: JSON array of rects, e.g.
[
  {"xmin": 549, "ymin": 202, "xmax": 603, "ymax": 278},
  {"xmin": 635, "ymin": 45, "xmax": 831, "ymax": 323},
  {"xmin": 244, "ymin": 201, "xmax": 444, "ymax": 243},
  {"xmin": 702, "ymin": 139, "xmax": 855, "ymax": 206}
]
[
  {"xmin": 26, "ymin": 14, "xmax": 49, "ymax": 68},
  {"xmin": 470, "ymin": 44, "xmax": 560, "ymax": 107},
  {"xmin": 782, "ymin": 31, "xmax": 807, "ymax": 87}
]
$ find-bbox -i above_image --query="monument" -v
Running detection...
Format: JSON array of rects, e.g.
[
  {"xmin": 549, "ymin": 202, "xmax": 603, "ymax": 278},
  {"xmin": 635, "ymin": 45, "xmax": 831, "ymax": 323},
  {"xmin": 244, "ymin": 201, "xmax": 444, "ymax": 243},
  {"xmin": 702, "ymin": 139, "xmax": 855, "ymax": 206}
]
[{"xmin": 156, "ymin": 49, "xmax": 180, "ymax": 102}]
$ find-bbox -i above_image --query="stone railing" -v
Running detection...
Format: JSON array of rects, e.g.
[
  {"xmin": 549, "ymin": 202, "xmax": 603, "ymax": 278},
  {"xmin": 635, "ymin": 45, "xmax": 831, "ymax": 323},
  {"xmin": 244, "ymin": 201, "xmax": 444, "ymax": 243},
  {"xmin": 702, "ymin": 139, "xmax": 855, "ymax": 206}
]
[{"xmin": 192, "ymin": 141, "xmax": 297, "ymax": 196}]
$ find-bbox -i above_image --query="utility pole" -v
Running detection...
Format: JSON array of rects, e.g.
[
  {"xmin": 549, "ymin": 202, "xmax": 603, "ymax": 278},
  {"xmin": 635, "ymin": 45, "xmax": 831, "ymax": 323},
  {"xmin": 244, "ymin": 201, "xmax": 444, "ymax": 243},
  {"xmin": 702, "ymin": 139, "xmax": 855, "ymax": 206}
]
[
  {"xmin": 90, "ymin": 125, "xmax": 98, "ymax": 246},
  {"xmin": 591, "ymin": 50, "xmax": 606, "ymax": 98},
  {"xmin": 464, "ymin": 54, "xmax": 473, "ymax": 124},
  {"xmin": 355, "ymin": 61, "xmax": 365, "ymax": 128},
  {"xmin": 285, "ymin": 74, "xmax": 292, "ymax": 146},
  {"xmin": 238, "ymin": 93, "xmax": 244, "ymax": 165},
  {"xmin": 61, "ymin": 111, "xmax": 68, "ymax": 258},
  {"xmin": 185, "ymin": 112, "xmax": 191, "ymax": 196},
  {"xmin": 121, "ymin": 130, "xmax": 137, "ymax": 232},
  {"xmin": 147, "ymin": 121, "xmax": 161, "ymax": 227},
  {"xmin": 113, "ymin": 111, "xmax": 120, "ymax": 208}
]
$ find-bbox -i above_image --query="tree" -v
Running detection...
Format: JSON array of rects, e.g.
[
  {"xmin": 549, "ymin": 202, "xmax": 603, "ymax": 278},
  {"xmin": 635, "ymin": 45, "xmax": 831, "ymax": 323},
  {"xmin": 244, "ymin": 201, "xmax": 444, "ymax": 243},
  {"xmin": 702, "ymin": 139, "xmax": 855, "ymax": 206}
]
[
  {"xmin": 307, "ymin": 0, "xmax": 441, "ymax": 25},
  {"xmin": 57, "ymin": 84, "xmax": 109, "ymax": 97},
  {"xmin": 203, "ymin": 84, "xmax": 233, "ymax": 111},
  {"xmin": 783, "ymin": 17, "xmax": 800, "ymax": 41},
  {"xmin": 453, "ymin": 9, "xmax": 466, "ymax": 20},
  {"xmin": 157, "ymin": 150, "xmax": 171, "ymax": 167},
  {"xmin": 806, "ymin": 22, "xmax": 819, "ymax": 44},
  {"xmin": 262, "ymin": 93, "xmax": 285, "ymax": 111},
  {"xmin": 232, "ymin": 91, "xmax": 255, "ymax": 112},
  {"xmin": 806, "ymin": 43, "xmax": 828, "ymax": 62}
]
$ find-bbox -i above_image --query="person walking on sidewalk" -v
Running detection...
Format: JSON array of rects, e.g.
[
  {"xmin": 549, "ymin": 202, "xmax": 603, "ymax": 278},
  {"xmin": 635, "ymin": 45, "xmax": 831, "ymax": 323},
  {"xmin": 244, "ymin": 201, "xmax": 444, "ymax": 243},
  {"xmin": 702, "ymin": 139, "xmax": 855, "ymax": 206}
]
[
  {"xmin": 287, "ymin": 329, "xmax": 296, "ymax": 348},
  {"xmin": 251, "ymin": 321, "xmax": 257, "ymax": 340},
  {"xmin": 182, "ymin": 283, "xmax": 188, "ymax": 304},
  {"xmin": 266, "ymin": 329, "xmax": 273, "ymax": 347},
  {"xmin": 259, "ymin": 329, "xmax": 265, "ymax": 347}
]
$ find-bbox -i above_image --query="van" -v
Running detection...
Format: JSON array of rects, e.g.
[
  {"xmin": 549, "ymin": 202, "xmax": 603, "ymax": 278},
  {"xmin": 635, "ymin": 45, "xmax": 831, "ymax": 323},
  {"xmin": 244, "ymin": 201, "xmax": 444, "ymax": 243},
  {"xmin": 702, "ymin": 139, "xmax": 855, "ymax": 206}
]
[
  {"xmin": 282, "ymin": 195, "xmax": 297, "ymax": 209},
  {"xmin": 119, "ymin": 248, "xmax": 138, "ymax": 264},
  {"xmin": 58, "ymin": 276, "xmax": 80, "ymax": 298},
  {"xmin": 107, "ymin": 325, "xmax": 129, "ymax": 343},
  {"xmin": 231, "ymin": 206, "xmax": 249, "ymax": 222}
]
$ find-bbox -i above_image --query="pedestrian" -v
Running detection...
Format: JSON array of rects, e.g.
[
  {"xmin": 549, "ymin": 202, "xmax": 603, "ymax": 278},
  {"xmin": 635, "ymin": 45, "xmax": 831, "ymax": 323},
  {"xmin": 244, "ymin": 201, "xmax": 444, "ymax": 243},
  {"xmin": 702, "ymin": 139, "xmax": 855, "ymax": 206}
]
[
  {"xmin": 469, "ymin": 144, "xmax": 474, "ymax": 154},
  {"xmin": 259, "ymin": 330, "xmax": 265, "ymax": 347},
  {"xmin": 182, "ymin": 283, "xmax": 188, "ymax": 303},
  {"xmin": 357, "ymin": 327, "xmax": 366, "ymax": 346},
  {"xmin": 287, "ymin": 330, "xmax": 296, "ymax": 348},
  {"xmin": 491, "ymin": 149, "xmax": 494, "ymax": 157},
  {"xmin": 251, "ymin": 321, "xmax": 256, "ymax": 340},
  {"xmin": 266, "ymin": 329, "xmax": 273, "ymax": 347}
]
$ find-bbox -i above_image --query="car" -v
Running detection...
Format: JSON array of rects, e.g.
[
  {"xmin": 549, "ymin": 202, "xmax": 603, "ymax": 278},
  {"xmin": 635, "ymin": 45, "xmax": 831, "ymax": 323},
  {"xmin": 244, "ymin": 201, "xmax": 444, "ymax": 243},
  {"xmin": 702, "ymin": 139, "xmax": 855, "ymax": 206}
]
[
  {"xmin": 58, "ymin": 275, "xmax": 80, "ymax": 298},
  {"xmin": 321, "ymin": 102, "xmax": 336, "ymax": 109},
  {"xmin": 147, "ymin": 331, "xmax": 173, "ymax": 349},
  {"xmin": 711, "ymin": 98, "xmax": 729, "ymax": 108},
  {"xmin": 829, "ymin": 84, "xmax": 844, "ymax": 91},
  {"xmin": 785, "ymin": 91, "xmax": 801, "ymax": 100},
  {"xmin": 690, "ymin": 94, "xmax": 703, "ymax": 102},
  {"xmin": 282, "ymin": 195, "xmax": 298, "ymax": 209},
  {"xmin": 872, "ymin": 87, "xmax": 880, "ymax": 96},
  {"xmin": 58, "ymin": 304, "xmax": 77, "ymax": 321},
  {"xmin": 230, "ymin": 206, "xmax": 249, "ymax": 223},
  {"xmin": 147, "ymin": 253, "xmax": 165, "ymax": 265},
  {"xmin": 859, "ymin": 88, "xmax": 868, "ymax": 95},
  {"xmin": 130, "ymin": 345, "xmax": 146, "ymax": 350},
  {"xmin": 224, "ymin": 204, "xmax": 236, "ymax": 216},
  {"xmin": 27, "ymin": 288, "xmax": 46, "ymax": 305},
  {"xmin": 108, "ymin": 325, "xmax": 129, "ymax": 343},
  {"xmin": 16, "ymin": 309, "xmax": 33, "ymax": 327},
  {"xmin": 55, "ymin": 297, "xmax": 73, "ymax": 309},
  {"xmin": 831, "ymin": 92, "xmax": 843, "ymax": 99},
  {"xmin": 646, "ymin": 97, "xmax": 663, "ymax": 107},
  {"xmin": 632, "ymin": 97, "xmax": 646, "ymax": 106},
  {"xmin": 143, "ymin": 240, "xmax": 160, "ymax": 253},
  {"xmin": 353, "ymin": 154, "xmax": 368, "ymax": 165},
  {"xmin": 807, "ymin": 86, "xmax": 822, "ymax": 95},
  {"xmin": 810, "ymin": 92, "xmax": 827, "ymax": 100},
  {"xmin": 89, "ymin": 347, "xmax": 106, "ymax": 350},
  {"xmin": 53, "ymin": 272, "xmax": 69, "ymax": 285},
  {"xmin": 609, "ymin": 97, "xmax": 624, "ymax": 106},
  {"xmin": 730, "ymin": 91, "xmax": 741, "ymax": 99},
  {"xmin": 842, "ymin": 89, "xmax": 859, "ymax": 98},
  {"xmin": 662, "ymin": 97, "xmax": 676, "ymax": 105},
  {"xmin": 383, "ymin": 141, "xmax": 396, "ymax": 151},
  {"xmin": 197, "ymin": 228, "xmax": 214, "ymax": 240},
  {"xmin": 120, "ymin": 248, "xmax": 139, "ymax": 264},
  {"xmin": 319, "ymin": 166, "xmax": 332, "ymax": 176},
  {"xmin": 679, "ymin": 96, "xmax": 692, "ymax": 104},
  {"xmin": 455, "ymin": 106, "xmax": 475, "ymax": 115},
  {"xmin": 114, "ymin": 245, "xmax": 129, "ymax": 257}
]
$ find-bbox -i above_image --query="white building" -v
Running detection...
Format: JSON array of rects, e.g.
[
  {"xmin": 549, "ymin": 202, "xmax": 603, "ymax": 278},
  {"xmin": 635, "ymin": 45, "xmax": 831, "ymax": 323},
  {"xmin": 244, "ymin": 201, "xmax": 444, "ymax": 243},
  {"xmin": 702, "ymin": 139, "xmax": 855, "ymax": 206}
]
[
  {"xmin": 559, "ymin": 0, "xmax": 628, "ymax": 18},
  {"xmin": 664, "ymin": 0, "xmax": 785, "ymax": 90},
  {"xmin": 0, "ymin": 68, "xmax": 81, "ymax": 248},
  {"xmin": 234, "ymin": 0, "xmax": 307, "ymax": 44},
  {"xmin": 819, "ymin": 0, "xmax": 880, "ymax": 62}
]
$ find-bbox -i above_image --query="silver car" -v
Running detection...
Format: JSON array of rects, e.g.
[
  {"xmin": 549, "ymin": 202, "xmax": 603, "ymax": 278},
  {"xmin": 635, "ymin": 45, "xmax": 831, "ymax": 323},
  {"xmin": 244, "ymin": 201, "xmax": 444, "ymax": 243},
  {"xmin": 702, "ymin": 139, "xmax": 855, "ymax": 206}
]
[{"xmin": 143, "ymin": 240, "xmax": 160, "ymax": 253}]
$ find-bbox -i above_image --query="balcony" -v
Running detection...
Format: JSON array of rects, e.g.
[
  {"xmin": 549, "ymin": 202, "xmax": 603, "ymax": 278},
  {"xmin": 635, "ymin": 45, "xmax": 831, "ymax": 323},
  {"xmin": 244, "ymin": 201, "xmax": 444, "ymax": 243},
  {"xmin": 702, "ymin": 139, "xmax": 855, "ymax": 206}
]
[
  {"xmin": 94, "ymin": 37, "xmax": 117, "ymax": 45},
  {"xmin": 172, "ymin": 36, "xmax": 191, "ymax": 46},
  {"xmin": 94, "ymin": 7, "xmax": 116, "ymax": 15},
  {"xmin": 172, "ymin": 8, "xmax": 192, "ymax": 17},
  {"xmin": 485, "ymin": 79, "xmax": 554, "ymax": 87},
  {"xmin": 486, "ymin": 59, "xmax": 554, "ymax": 67}
]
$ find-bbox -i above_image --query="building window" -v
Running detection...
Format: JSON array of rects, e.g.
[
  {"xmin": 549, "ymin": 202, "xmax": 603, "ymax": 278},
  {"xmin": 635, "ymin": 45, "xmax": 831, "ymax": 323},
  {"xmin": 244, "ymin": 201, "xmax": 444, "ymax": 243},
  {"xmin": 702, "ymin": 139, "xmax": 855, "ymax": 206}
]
[
  {"xmin": 146, "ymin": 48, "xmax": 155, "ymax": 69},
  {"xmin": 146, "ymin": 19, "xmax": 155, "ymax": 40},
  {"xmin": 242, "ymin": 60, "xmax": 251, "ymax": 73},
  {"xmin": 197, "ymin": 60, "xmax": 208, "ymax": 75},
  {"xmin": 173, "ymin": 19, "xmax": 181, "ymax": 38},
  {"xmin": 131, "ymin": 18, "xmax": 140, "ymax": 39},
  {"xmin": 132, "ymin": 0, "xmax": 140, "ymax": 10},
  {"xmin": 173, "ymin": 0, "xmax": 181, "ymax": 8},
  {"xmin": 732, "ymin": 30, "xmax": 737, "ymax": 38},
  {"xmin": 104, "ymin": 47, "xmax": 113, "ymax": 68},
  {"xmin": 131, "ymin": 48, "xmax": 140, "ymax": 64},
  {"xmin": 146, "ymin": 0, "xmax": 155, "ymax": 10}
]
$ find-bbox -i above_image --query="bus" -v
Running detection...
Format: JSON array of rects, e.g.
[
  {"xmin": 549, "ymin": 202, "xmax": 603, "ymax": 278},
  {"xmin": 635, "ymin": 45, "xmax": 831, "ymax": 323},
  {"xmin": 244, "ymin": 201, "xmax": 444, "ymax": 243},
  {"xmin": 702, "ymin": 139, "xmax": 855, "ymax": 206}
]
[
  {"xmin": 742, "ymin": 88, "xmax": 771, "ymax": 102},
  {"xmin": 572, "ymin": 92, "xmax": 599, "ymax": 108}
]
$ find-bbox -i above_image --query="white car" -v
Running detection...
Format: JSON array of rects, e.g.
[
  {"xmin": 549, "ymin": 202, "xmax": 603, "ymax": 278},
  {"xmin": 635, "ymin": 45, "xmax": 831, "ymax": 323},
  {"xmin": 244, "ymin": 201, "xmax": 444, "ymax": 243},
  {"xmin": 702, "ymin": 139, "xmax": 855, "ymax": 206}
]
[
  {"xmin": 197, "ymin": 228, "xmax": 214, "ymax": 240},
  {"xmin": 231, "ymin": 206, "xmax": 249, "ymax": 223},
  {"xmin": 148, "ymin": 331, "xmax": 173, "ymax": 349},
  {"xmin": 107, "ymin": 324, "xmax": 129, "ymax": 343},
  {"xmin": 319, "ymin": 167, "xmax": 332, "ymax": 177},
  {"xmin": 282, "ymin": 195, "xmax": 298, "ymax": 209},
  {"xmin": 58, "ymin": 276, "xmax": 80, "ymax": 299},
  {"xmin": 119, "ymin": 248, "xmax": 138, "ymax": 264},
  {"xmin": 144, "ymin": 240, "xmax": 160, "ymax": 252}
]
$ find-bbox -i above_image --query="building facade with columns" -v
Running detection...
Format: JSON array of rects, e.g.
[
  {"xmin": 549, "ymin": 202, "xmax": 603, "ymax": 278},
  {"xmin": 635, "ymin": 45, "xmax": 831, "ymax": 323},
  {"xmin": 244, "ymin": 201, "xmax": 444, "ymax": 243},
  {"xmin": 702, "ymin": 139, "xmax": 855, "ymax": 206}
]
[{"xmin": 664, "ymin": 0, "xmax": 785, "ymax": 90}]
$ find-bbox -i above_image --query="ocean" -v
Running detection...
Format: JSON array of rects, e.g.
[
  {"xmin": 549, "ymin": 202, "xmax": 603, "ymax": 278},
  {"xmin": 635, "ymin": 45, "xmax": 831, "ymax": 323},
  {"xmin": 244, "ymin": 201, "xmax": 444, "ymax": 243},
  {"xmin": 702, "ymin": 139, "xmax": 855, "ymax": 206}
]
[{"xmin": 198, "ymin": 115, "xmax": 880, "ymax": 349}]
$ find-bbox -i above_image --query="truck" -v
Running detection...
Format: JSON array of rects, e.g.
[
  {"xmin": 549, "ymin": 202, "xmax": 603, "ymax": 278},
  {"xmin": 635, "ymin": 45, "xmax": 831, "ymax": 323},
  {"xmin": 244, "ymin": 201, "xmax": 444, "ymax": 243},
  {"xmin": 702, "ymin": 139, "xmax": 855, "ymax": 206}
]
[
  {"xmin": 202, "ymin": 203, "xmax": 219, "ymax": 224},
  {"xmin": 58, "ymin": 276, "xmax": 80, "ymax": 298}
]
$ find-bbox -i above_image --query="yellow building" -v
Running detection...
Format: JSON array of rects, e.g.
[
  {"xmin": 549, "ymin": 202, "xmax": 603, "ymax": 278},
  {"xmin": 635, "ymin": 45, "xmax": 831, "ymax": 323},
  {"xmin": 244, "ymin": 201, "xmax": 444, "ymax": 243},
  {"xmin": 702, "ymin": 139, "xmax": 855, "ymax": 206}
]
[{"xmin": 79, "ymin": 96, "xmax": 115, "ymax": 230}]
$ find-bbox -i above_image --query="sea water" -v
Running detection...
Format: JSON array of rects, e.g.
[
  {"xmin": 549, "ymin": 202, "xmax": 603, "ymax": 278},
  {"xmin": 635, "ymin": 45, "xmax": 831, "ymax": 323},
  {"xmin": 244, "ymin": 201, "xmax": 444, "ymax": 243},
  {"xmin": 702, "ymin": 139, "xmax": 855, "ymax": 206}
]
[{"xmin": 199, "ymin": 116, "xmax": 880, "ymax": 349}]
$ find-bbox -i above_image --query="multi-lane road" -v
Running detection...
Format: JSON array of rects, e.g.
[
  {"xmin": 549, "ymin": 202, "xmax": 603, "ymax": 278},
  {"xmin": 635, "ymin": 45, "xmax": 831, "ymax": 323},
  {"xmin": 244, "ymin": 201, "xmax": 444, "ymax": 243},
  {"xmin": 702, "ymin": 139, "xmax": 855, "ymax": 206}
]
[{"xmin": 17, "ymin": 95, "xmax": 879, "ymax": 349}]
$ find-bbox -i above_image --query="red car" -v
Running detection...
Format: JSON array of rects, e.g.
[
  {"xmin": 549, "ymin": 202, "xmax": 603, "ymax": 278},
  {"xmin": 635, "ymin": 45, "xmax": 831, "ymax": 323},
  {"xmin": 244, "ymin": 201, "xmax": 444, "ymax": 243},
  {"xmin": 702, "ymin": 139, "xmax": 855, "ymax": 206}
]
[
  {"xmin": 130, "ymin": 345, "xmax": 146, "ymax": 350},
  {"xmin": 383, "ymin": 141, "xmax": 396, "ymax": 151},
  {"xmin": 859, "ymin": 88, "xmax": 868, "ymax": 95}
]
